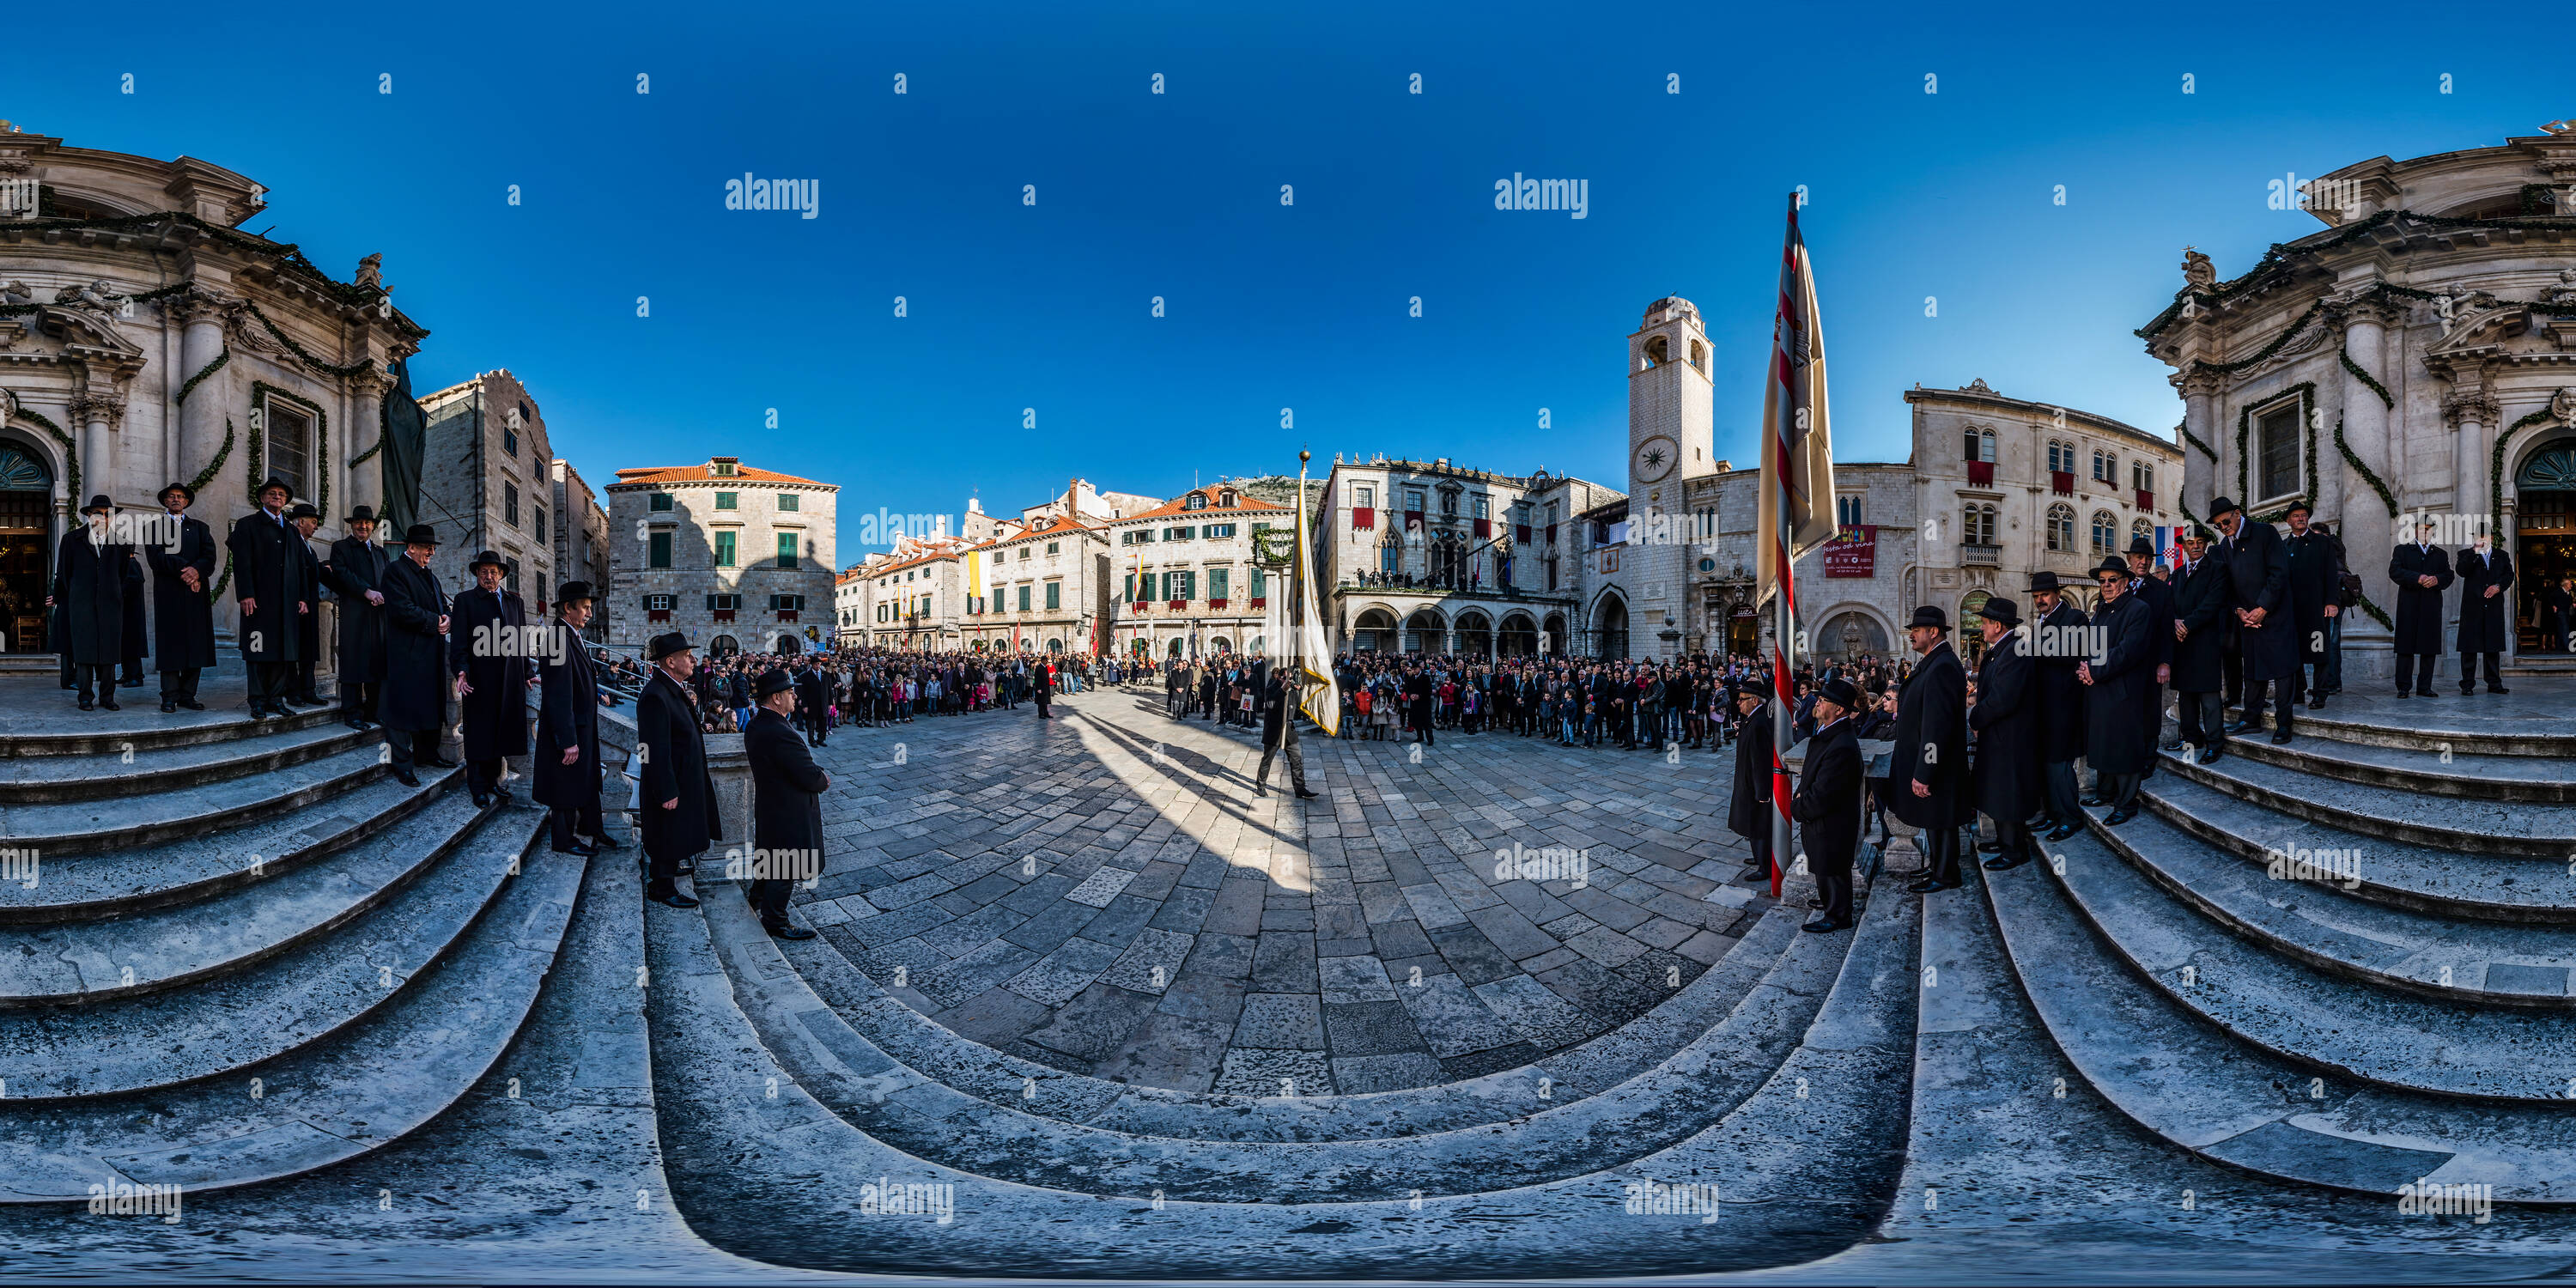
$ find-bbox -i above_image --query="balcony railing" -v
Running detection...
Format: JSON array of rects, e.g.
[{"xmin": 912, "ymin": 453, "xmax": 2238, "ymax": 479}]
[{"xmin": 1962, "ymin": 544, "xmax": 2002, "ymax": 567}]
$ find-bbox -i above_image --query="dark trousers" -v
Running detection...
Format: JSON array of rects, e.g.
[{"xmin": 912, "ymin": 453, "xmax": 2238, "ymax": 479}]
[
  {"xmin": 1036, "ymin": 695, "xmax": 1052, "ymax": 720},
  {"xmin": 119, "ymin": 658, "xmax": 143, "ymax": 686},
  {"xmin": 1808, "ymin": 840, "xmax": 1853, "ymax": 923},
  {"xmin": 2140, "ymin": 680, "xmax": 2165, "ymax": 777},
  {"xmin": 2397, "ymin": 653, "xmax": 2439, "ymax": 694},
  {"xmin": 386, "ymin": 726, "xmax": 441, "ymax": 773},
  {"xmin": 73, "ymin": 663, "xmax": 113, "ymax": 701},
  {"xmin": 247, "ymin": 660, "xmax": 293, "ymax": 708},
  {"xmin": 645, "ymin": 842, "xmax": 700, "ymax": 896},
  {"xmin": 467, "ymin": 757, "xmax": 507, "ymax": 797},
  {"xmin": 2242, "ymin": 676, "xmax": 2296, "ymax": 736},
  {"xmin": 2221, "ymin": 645, "xmax": 2243, "ymax": 712},
  {"xmin": 2461, "ymin": 651, "xmax": 2503, "ymax": 692},
  {"xmin": 2323, "ymin": 616, "xmax": 2344, "ymax": 691},
  {"xmin": 2098, "ymin": 771, "xmax": 2142, "ymax": 813},
  {"xmin": 341, "ymin": 680, "xmax": 380, "ymax": 721},
  {"xmin": 160, "ymin": 667, "xmax": 203, "ymax": 703},
  {"xmin": 1990, "ymin": 817, "xmax": 2036, "ymax": 868},
  {"xmin": 294, "ymin": 659, "xmax": 321, "ymax": 702},
  {"xmin": 2045, "ymin": 761, "xmax": 2081, "ymax": 829},
  {"xmin": 1741, "ymin": 828, "xmax": 1772, "ymax": 877},
  {"xmin": 1921, "ymin": 823, "xmax": 1962, "ymax": 887},
  {"xmin": 750, "ymin": 878, "xmax": 799, "ymax": 927},
  {"xmin": 550, "ymin": 797, "xmax": 605, "ymax": 850},
  {"xmin": 2177, "ymin": 690, "xmax": 2223, "ymax": 748},
  {"xmin": 1257, "ymin": 724, "xmax": 1308, "ymax": 794}
]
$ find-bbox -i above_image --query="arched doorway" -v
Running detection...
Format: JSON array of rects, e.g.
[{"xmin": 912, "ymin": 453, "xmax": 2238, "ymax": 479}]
[
  {"xmin": 2517, "ymin": 439, "xmax": 2576, "ymax": 652},
  {"xmin": 1541, "ymin": 611, "xmax": 1567, "ymax": 657},
  {"xmin": 1454, "ymin": 610, "xmax": 1492, "ymax": 656},
  {"xmin": 1497, "ymin": 612, "xmax": 1538, "ymax": 657},
  {"xmin": 708, "ymin": 634, "xmax": 741, "ymax": 659},
  {"xmin": 1959, "ymin": 591, "xmax": 1991, "ymax": 665},
  {"xmin": 0, "ymin": 442, "xmax": 54, "ymax": 654},
  {"xmin": 1352, "ymin": 607, "xmax": 1398, "ymax": 654},
  {"xmin": 1168, "ymin": 638, "xmax": 1186, "ymax": 659},
  {"xmin": 1047, "ymin": 638, "xmax": 1065, "ymax": 653},
  {"xmin": 1403, "ymin": 608, "xmax": 1444, "ymax": 654},
  {"xmin": 1726, "ymin": 604, "xmax": 1759, "ymax": 657},
  {"xmin": 774, "ymin": 634, "xmax": 802, "ymax": 656},
  {"xmin": 1593, "ymin": 596, "xmax": 1628, "ymax": 659},
  {"xmin": 1815, "ymin": 609, "xmax": 1888, "ymax": 664}
]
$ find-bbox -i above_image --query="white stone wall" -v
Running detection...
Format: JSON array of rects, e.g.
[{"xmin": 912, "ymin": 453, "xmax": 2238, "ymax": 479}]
[{"xmin": 607, "ymin": 465, "xmax": 837, "ymax": 655}]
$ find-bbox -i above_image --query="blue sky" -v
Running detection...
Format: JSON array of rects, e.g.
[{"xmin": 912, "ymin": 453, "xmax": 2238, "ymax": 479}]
[{"xmin": 17, "ymin": 2, "xmax": 2567, "ymax": 554}]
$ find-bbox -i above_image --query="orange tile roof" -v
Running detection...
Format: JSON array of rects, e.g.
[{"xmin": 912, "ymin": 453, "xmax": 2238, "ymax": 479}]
[
  {"xmin": 993, "ymin": 514, "xmax": 1094, "ymax": 544},
  {"xmin": 1121, "ymin": 485, "xmax": 1288, "ymax": 522},
  {"xmin": 612, "ymin": 460, "xmax": 831, "ymax": 488}
]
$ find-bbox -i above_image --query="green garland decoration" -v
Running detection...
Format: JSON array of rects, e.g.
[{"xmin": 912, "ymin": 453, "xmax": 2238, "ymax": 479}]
[
  {"xmin": 245, "ymin": 410, "xmax": 264, "ymax": 504},
  {"xmin": 6, "ymin": 210, "xmax": 401, "ymax": 313},
  {"xmin": 2140, "ymin": 208, "xmax": 2576, "ymax": 340},
  {"xmin": 348, "ymin": 389, "xmax": 387, "ymax": 467},
  {"xmin": 316, "ymin": 409, "xmax": 330, "ymax": 519},
  {"xmin": 2338, "ymin": 348, "xmax": 2395, "ymax": 410},
  {"xmin": 245, "ymin": 301, "xmax": 376, "ymax": 378},
  {"xmin": 2491, "ymin": 405, "xmax": 2561, "ymax": 539},
  {"xmin": 2330, "ymin": 415, "xmax": 2397, "ymax": 520},
  {"xmin": 246, "ymin": 383, "xmax": 328, "ymax": 507},
  {"xmin": 188, "ymin": 417, "xmax": 237, "ymax": 495},
  {"xmin": 175, "ymin": 345, "xmax": 231, "ymax": 405},
  {"xmin": 2179, "ymin": 423, "xmax": 2217, "ymax": 461},
  {"xmin": 2349, "ymin": 590, "xmax": 2392, "ymax": 632},
  {"xmin": 2190, "ymin": 301, "xmax": 2325, "ymax": 378},
  {"xmin": 2235, "ymin": 381, "xmax": 2318, "ymax": 521},
  {"xmin": 13, "ymin": 403, "xmax": 80, "ymax": 503},
  {"xmin": 210, "ymin": 550, "xmax": 232, "ymax": 601}
]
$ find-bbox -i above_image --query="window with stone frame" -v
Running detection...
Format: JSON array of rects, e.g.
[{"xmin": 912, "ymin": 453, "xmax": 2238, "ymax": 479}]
[
  {"xmin": 261, "ymin": 394, "xmax": 316, "ymax": 500},
  {"xmin": 1964, "ymin": 501, "xmax": 1998, "ymax": 547},
  {"xmin": 2091, "ymin": 510, "xmax": 2117, "ymax": 555},
  {"xmin": 2046, "ymin": 503, "xmax": 2075, "ymax": 551},
  {"xmin": 2255, "ymin": 394, "xmax": 2305, "ymax": 505}
]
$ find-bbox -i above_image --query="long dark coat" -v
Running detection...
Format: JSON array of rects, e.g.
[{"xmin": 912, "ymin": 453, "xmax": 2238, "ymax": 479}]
[
  {"xmin": 1726, "ymin": 702, "xmax": 1775, "ymax": 841},
  {"xmin": 50, "ymin": 528, "xmax": 139, "ymax": 665},
  {"xmin": 447, "ymin": 585, "xmax": 532, "ymax": 760},
  {"xmin": 1969, "ymin": 629, "xmax": 2043, "ymax": 824},
  {"xmin": 2284, "ymin": 528, "xmax": 2343, "ymax": 662},
  {"xmin": 2214, "ymin": 519, "xmax": 2296, "ymax": 681},
  {"xmin": 1886, "ymin": 641, "xmax": 1966, "ymax": 830},
  {"xmin": 2129, "ymin": 570, "xmax": 2176, "ymax": 770},
  {"xmin": 533, "ymin": 622, "xmax": 600, "ymax": 811},
  {"xmin": 324, "ymin": 537, "xmax": 390, "ymax": 684},
  {"xmin": 121, "ymin": 571, "xmax": 148, "ymax": 665},
  {"xmin": 637, "ymin": 668, "xmax": 722, "ymax": 863},
  {"xmin": 2169, "ymin": 553, "xmax": 2231, "ymax": 695},
  {"xmin": 295, "ymin": 536, "xmax": 321, "ymax": 665},
  {"xmin": 1789, "ymin": 716, "xmax": 1863, "ymax": 877},
  {"xmin": 377, "ymin": 555, "xmax": 449, "ymax": 733},
  {"xmin": 2030, "ymin": 598, "xmax": 2089, "ymax": 763},
  {"xmin": 746, "ymin": 706, "xmax": 829, "ymax": 858},
  {"xmin": 2387, "ymin": 542, "xmax": 2453, "ymax": 657},
  {"xmin": 226, "ymin": 509, "xmax": 311, "ymax": 662},
  {"xmin": 2454, "ymin": 545, "xmax": 2515, "ymax": 655},
  {"xmin": 2083, "ymin": 590, "xmax": 2156, "ymax": 775},
  {"xmin": 146, "ymin": 513, "xmax": 219, "ymax": 672}
]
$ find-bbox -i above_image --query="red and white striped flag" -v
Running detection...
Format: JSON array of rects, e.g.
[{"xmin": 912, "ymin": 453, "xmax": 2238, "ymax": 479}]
[{"xmin": 1758, "ymin": 194, "xmax": 1837, "ymax": 897}]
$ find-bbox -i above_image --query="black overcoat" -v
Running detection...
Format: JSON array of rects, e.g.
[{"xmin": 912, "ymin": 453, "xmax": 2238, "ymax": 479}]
[
  {"xmin": 50, "ymin": 528, "xmax": 138, "ymax": 665},
  {"xmin": 1789, "ymin": 717, "xmax": 1863, "ymax": 878},
  {"xmin": 1886, "ymin": 642, "xmax": 1966, "ymax": 830},
  {"xmin": 2214, "ymin": 520, "xmax": 2296, "ymax": 681},
  {"xmin": 746, "ymin": 707, "xmax": 829, "ymax": 859},
  {"xmin": 637, "ymin": 668, "xmax": 722, "ymax": 863},
  {"xmin": 2284, "ymin": 529, "xmax": 2342, "ymax": 661},
  {"xmin": 226, "ymin": 509, "xmax": 310, "ymax": 662},
  {"xmin": 533, "ymin": 621, "xmax": 600, "ymax": 811},
  {"xmin": 2083, "ymin": 590, "xmax": 2156, "ymax": 775},
  {"xmin": 1968, "ymin": 630, "xmax": 2044, "ymax": 825},
  {"xmin": 377, "ymin": 554, "xmax": 449, "ymax": 733},
  {"xmin": 324, "ymin": 537, "xmax": 390, "ymax": 684},
  {"xmin": 2387, "ymin": 543, "xmax": 2452, "ymax": 656},
  {"xmin": 120, "ymin": 570, "xmax": 148, "ymax": 665},
  {"xmin": 2169, "ymin": 554, "xmax": 2231, "ymax": 694},
  {"xmin": 447, "ymin": 585, "xmax": 532, "ymax": 760},
  {"xmin": 2454, "ymin": 545, "xmax": 2515, "ymax": 655},
  {"xmin": 2030, "ymin": 598, "xmax": 2089, "ymax": 763},
  {"xmin": 146, "ymin": 513, "xmax": 219, "ymax": 672},
  {"xmin": 1727, "ymin": 702, "xmax": 1774, "ymax": 841},
  {"xmin": 295, "ymin": 535, "xmax": 321, "ymax": 665}
]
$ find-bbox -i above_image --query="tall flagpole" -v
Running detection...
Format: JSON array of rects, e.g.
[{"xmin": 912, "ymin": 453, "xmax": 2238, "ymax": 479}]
[{"xmin": 1770, "ymin": 193, "xmax": 1801, "ymax": 901}]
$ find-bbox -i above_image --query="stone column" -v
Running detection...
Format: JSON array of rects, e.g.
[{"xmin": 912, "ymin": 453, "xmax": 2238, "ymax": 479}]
[
  {"xmin": 167, "ymin": 291, "xmax": 233, "ymax": 494},
  {"xmin": 2446, "ymin": 387, "xmax": 2500, "ymax": 532},
  {"xmin": 2336, "ymin": 301, "xmax": 2399, "ymax": 648},
  {"xmin": 71, "ymin": 394, "xmax": 118, "ymax": 503},
  {"xmin": 2178, "ymin": 370, "xmax": 2223, "ymax": 513},
  {"xmin": 347, "ymin": 365, "xmax": 386, "ymax": 522}
]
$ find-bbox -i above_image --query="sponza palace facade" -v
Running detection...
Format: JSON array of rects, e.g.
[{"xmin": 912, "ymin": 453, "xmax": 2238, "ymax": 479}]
[
  {"xmin": 606, "ymin": 456, "xmax": 837, "ymax": 657},
  {"xmin": 0, "ymin": 122, "xmax": 422, "ymax": 655},
  {"xmin": 2148, "ymin": 119, "xmax": 2576, "ymax": 678}
]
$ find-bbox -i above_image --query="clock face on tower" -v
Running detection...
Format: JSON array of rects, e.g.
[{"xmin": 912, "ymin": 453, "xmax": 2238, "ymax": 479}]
[{"xmin": 1633, "ymin": 434, "xmax": 1678, "ymax": 483}]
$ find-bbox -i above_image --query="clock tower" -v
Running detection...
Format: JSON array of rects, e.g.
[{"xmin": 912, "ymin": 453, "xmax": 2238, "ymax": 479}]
[{"xmin": 1604, "ymin": 295, "xmax": 1716, "ymax": 658}]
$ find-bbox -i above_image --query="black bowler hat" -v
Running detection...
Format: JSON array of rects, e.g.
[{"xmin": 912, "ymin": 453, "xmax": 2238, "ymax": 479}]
[
  {"xmin": 2125, "ymin": 535, "xmax": 2157, "ymax": 556},
  {"xmin": 1815, "ymin": 676, "xmax": 1861, "ymax": 710},
  {"xmin": 345, "ymin": 505, "xmax": 379, "ymax": 525},
  {"xmin": 81, "ymin": 494, "xmax": 113, "ymax": 514},
  {"xmin": 1979, "ymin": 596, "xmax": 2022, "ymax": 627},
  {"xmin": 2026, "ymin": 570, "xmax": 2061, "ymax": 593},
  {"xmin": 468, "ymin": 549, "xmax": 506, "ymax": 572},
  {"xmin": 2205, "ymin": 495, "xmax": 2242, "ymax": 520},
  {"xmin": 555, "ymin": 580, "xmax": 594, "ymax": 605},
  {"xmin": 2093, "ymin": 556, "xmax": 2132, "ymax": 580},
  {"xmin": 159, "ymin": 482, "xmax": 194, "ymax": 506},
  {"xmin": 401, "ymin": 524, "xmax": 439, "ymax": 546},
  {"xmin": 647, "ymin": 631, "xmax": 694, "ymax": 661},
  {"xmin": 256, "ymin": 476, "xmax": 294, "ymax": 499},
  {"xmin": 1905, "ymin": 605, "xmax": 1948, "ymax": 632},
  {"xmin": 2286, "ymin": 498, "xmax": 2312, "ymax": 518},
  {"xmin": 287, "ymin": 502, "xmax": 320, "ymax": 521},
  {"xmin": 755, "ymin": 667, "xmax": 796, "ymax": 699}
]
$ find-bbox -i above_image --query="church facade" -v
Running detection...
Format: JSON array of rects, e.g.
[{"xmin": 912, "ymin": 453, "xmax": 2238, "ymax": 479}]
[{"xmin": 2148, "ymin": 120, "xmax": 2576, "ymax": 678}]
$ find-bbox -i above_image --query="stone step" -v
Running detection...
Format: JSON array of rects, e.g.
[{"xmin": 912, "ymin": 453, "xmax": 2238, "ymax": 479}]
[
  {"xmin": 0, "ymin": 805, "xmax": 565, "ymax": 1203},
  {"xmin": 643, "ymin": 841, "xmax": 1912, "ymax": 1278},
  {"xmin": 2219, "ymin": 728, "xmax": 2576, "ymax": 802},
  {"xmin": 0, "ymin": 769, "xmax": 459, "ymax": 925},
  {"xmin": 0, "ymin": 743, "xmax": 392, "ymax": 857},
  {"xmin": 0, "ymin": 790, "xmax": 495, "ymax": 1006},
  {"xmin": 788, "ymin": 897, "xmax": 1807, "ymax": 1141},
  {"xmin": 0, "ymin": 699, "xmax": 343, "ymax": 759},
  {"xmin": 1984, "ymin": 850, "xmax": 2576, "ymax": 1202},
  {"xmin": 696, "ymin": 872, "xmax": 1857, "ymax": 1200},
  {"xmin": 2050, "ymin": 821, "xmax": 2576, "ymax": 1102},
  {"xmin": 2161, "ymin": 744, "xmax": 2576, "ymax": 857},
  {"xmin": 2088, "ymin": 802, "xmax": 2576, "ymax": 1006},
  {"xmin": 0, "ymin": 794, "xmax": 523, "ymax": 1098},
  {"xmin": 0, "ymin": 720, "xmax": 376, "ymax": 805},
  {"xmin": 2275, "ymin": 692, "xmax": 2576, "ymax": 758}
]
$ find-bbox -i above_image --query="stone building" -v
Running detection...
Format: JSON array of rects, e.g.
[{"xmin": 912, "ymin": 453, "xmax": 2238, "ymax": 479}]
[
  {"xmin": 2145, "ymin": 119, "xmax": 2576, "ymax": 677},
  {"xmin": 417, "ymin": 371, "xmax": 556, "ymax": 603},
  {"xmin": 0, "ymin": 121, "xmax": 422, "ymax": 659},
  {"xmin": 550, "ymin": 458, "xmax": 611, "ymax": 641},
  {"xmin": 1680, "ymin": 460, "xmax": 1915, "ymax": 662},
  {"xmin": 1109, "ymin": 483, "xmax": 1291, "ymax": 659},
  {"xmin": 855, "ymin": 544, "xmax": 964, "ymax": 650},
  {"xmin": 1311, "ymin": 455, "xmax": 1613, "ymax": 656},
  {"xmin": 606, "ymin": 455, "xmax": 836, "ymax": 658},
  {"xmin": 963, "ymin": 514, "xmax": 1115, "ymax": 654}
]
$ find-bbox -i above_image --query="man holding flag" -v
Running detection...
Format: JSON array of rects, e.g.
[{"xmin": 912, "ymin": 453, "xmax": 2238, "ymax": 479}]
[
  {"xmin": 1261, "ymin": 451, "xmax": 1338, "ymax": 801},
  {"xmin": 1758, "ymin": 193, "xmax": 1840, "ymax": 896}
]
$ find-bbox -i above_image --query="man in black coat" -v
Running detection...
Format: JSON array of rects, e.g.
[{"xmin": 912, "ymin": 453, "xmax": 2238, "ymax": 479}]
[
  {"xmin": 1968, "ymin": 598, "xmax": 2041, "ymax": 872},
  {"xmin": 2125, "ymin": 537, "xmax": 2176, "ymax": 765},
  {"xmin": 2546, "ymin": 574, "xmax": 2576, "ymax": 654},
  {"xmin": 2080, "ymin": 556, "xmax": 2158, "ymax": 823},
  {"xmin": 2454, "ymin": 532, "xmax": 2514, "ymax": 696},
  {"xmin": 2207, "ymin": 496, "xmax": 2297, "ymax": 744},
  {"xmin": 145, "ymin": 483, "xmax": 218, "ymax": 714},
  {"xmin": 2168, "ymin": 527, "xmax": 2232, "ymax": 763},
  {"xmin": 287, "ymin": 503, "xmax": 327, "ymax": 706},
  {"xmin": 2025, "ymin": 572, "xmax": 2088, "ymax": 842},
  {"xmin": 379, "ymin": 525, "xmax": 456, "ymax": 784},
  {"xmin": 1887, "ymin": 605, "xmax": 1967, "ymax": 894},
  {"xmin": 1032, "ymin": 656, "xmax": 1055, "ymax": 719},
  {"xmin": 48, "ymin": 495, "xmax": 140, "ymax": 711},
  {"xmin": 448, "ymin": 550, "xmax": 533, "ymax": 807},
  {"xmin": 796, "ymin": 662, "xmax": 829, "ymax": 746},
  {"xmin": 1725, "ymin": 685, "xmax": 1777, "ymax": 884},
  {"xmin": 324, "ymin": 505, "xmax": 391, "ymax": 731},
  {"xmin": 118, "ymin": 550, "xmax": 148, "ymax": 690},
  {"xmin": 637, "ymin": 631, "xmax": 722, "ymax": 908},
  {"xmin": 1789, "ymin": 676, "xmax": 1864, "ymax": 933},
  {"xmin": 2388, "ymin": 518, "xmax": 2452, "ymax": 699},
  {"xmin": 1404, "ymin": 663, "xmax": 1435, "ymax": 745},
  {"xmin": 227, "ymin": 476, "xmax": 313, "ymax": 719},
  {"xmin": 744, "ymin": 666, "xmax": 830, "ymax": 939},
  {"xmin": 1255, "ymin": 668, "xmax": 1322, "ymax": 799},
  {"xmin": 2281, "ymin": 501, "xmax": 2342, "ymax": 708},
  {"xmin": 535, "ymin": 581, "xmax": 609, "ymax": 855}
]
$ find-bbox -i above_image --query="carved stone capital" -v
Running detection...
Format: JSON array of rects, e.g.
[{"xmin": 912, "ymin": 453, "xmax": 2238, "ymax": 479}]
[
  {"xmin": 67, "ymin": 392, "xmax": 125, "ymax": 428},
  {"xmin": 2443, "ymin": 388, "xmax": 2502, "ymax": 428},
  {"xmin": 158, "ymin": 284, "xmax": 241, "ymax": 327},
  {"xmin": 2172, "ymin": 368, "xmax": 2229, "ymax": 399}
]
